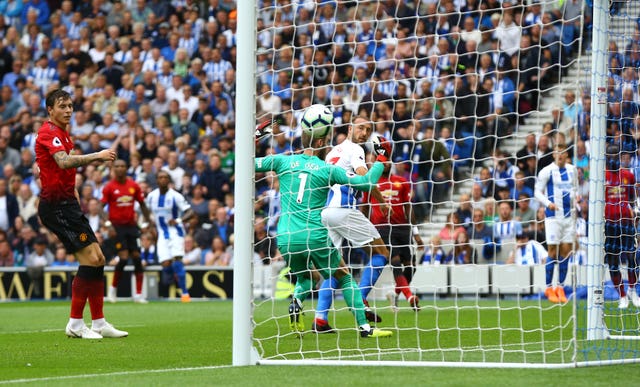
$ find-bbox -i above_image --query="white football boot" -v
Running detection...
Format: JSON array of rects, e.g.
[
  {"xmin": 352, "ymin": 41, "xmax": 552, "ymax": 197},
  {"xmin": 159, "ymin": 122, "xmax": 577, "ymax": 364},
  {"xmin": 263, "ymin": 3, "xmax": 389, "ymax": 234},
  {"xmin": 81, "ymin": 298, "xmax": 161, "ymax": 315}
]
[
  {"xmin": 92, "ymin": 322, "xmax": 128, "ymax": 338},
  {"xmin": 66, "ymin": 323, "xmax": 103, "ymax": 339}
]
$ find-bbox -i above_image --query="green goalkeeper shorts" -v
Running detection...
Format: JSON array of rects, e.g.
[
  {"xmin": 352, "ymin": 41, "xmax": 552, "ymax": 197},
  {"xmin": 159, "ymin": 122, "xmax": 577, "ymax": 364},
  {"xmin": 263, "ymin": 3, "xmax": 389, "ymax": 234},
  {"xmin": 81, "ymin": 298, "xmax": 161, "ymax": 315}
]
[{"xmin": 279, "ymin": 243, "xmax": 342, "ymax": 280}]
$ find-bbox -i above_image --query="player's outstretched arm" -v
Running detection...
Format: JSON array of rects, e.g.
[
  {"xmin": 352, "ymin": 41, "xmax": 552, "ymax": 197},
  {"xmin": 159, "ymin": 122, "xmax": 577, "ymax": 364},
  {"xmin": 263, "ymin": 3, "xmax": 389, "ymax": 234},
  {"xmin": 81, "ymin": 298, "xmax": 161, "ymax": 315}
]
[
  {"xmin": 329, "ymin": 162, "xmax": 384, "ymax": 192},
  {"xmin": 53, "ymin": 149, "xmax": 116, "ymax": 169}
]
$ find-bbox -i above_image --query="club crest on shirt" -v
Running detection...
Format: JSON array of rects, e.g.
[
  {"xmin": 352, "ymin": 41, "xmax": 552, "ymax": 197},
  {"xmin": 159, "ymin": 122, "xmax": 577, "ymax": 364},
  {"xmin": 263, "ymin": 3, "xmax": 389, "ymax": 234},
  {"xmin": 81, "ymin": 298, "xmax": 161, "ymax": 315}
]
[{"xmin": 79, "ymin": 233, "xmax": 88, "ymax": 242}]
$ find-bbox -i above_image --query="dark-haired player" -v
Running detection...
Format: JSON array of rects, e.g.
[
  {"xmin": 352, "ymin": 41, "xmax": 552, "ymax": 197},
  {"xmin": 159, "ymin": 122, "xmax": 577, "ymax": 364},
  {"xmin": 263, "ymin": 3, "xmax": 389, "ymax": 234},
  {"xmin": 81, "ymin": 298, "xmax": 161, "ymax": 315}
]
[
  {"xmin": 36, "ymin": 89, "xmax": 127, "ymax": 339},
  {"xmin": 603, "ymin": 144, "xmax": 640, "ymax": 308},
  {"xmin": 362, "ymin": 154, "xmax": 424, "ymax": 310},
  {"xmin": 534, "ymin": 144, "xmax": 578, "ymax": 304},
  {"xmin": 102, "ymin": 159, "xmax": 153, "ymax": 304}
]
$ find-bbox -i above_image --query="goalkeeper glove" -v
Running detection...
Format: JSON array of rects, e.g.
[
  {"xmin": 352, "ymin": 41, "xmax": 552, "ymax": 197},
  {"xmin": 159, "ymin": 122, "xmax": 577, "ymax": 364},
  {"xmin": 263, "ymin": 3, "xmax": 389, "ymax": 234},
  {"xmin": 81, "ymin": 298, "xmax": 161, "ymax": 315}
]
[
  {"xmin": 255, "ymin": 119, "xmax": 275, "ymax": 140},
  {"xmin": 373, "ymin": 135, "xmax": 392, "ymax": 163}
]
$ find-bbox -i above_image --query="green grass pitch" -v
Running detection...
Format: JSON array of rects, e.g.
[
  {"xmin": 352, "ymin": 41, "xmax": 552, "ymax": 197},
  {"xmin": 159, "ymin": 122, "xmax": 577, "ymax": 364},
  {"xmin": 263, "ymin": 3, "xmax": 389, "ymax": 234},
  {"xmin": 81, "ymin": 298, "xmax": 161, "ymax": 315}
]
[{"xmin": 0, "ymin": 299, "xmax": 638, "ymax": 386}]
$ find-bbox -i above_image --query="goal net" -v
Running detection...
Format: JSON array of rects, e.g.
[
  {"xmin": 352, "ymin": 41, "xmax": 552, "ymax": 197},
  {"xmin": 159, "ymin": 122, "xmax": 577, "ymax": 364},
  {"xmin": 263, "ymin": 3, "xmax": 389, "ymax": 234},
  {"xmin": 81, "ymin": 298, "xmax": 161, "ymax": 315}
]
[{"xmin": 236, "ymin": 0, "xmax": 640, "ymax": 367}]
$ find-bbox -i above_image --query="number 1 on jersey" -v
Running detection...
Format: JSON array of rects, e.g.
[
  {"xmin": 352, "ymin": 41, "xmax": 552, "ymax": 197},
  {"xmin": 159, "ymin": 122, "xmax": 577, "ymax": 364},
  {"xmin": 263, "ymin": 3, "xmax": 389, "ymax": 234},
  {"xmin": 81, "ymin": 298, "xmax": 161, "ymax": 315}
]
[{"xmin": 296, "ymin": 173, "xmax": 308, "ymax": 203}]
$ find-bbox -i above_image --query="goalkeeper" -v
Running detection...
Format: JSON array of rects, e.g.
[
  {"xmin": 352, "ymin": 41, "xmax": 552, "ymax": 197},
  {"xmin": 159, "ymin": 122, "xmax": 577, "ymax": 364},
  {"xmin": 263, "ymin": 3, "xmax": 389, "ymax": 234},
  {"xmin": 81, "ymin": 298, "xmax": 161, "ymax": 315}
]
[{"xmin": 254, "ymin": 119, "xmax": 393, "ymax": 338}]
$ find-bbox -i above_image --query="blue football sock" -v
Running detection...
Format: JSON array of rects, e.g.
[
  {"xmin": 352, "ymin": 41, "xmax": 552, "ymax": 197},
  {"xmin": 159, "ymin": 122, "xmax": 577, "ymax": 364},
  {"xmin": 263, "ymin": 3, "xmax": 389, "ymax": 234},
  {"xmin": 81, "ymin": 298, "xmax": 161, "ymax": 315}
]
[
  {"xmin": 558, "ymin": 256, "xmax": 569, "ymax": 285},
  {"xmin": 359, "ymin": 254, "xmax": 387, "ymax": 300},
  {"xmin": 315, "ymin": 277, "xmax": 338, "ymax": 321},
  {"xmin": 161, "ymin": 265, "xmax": 174, "ymax": 286},
  {"xmin": 545, "ymin": 259, "xmax": 555, "ymax": 287},
  {"xmin": 172, "ymin": 260, "xmax": 188, "ymax": 294}
]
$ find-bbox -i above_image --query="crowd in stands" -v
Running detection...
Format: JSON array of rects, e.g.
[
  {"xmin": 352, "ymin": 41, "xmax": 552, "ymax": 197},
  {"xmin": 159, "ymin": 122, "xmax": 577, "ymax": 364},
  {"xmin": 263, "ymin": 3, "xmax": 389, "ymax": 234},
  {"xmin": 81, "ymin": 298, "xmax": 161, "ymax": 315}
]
[{"xmin": 0, "ymin": 0, "xmax": 634, "ymax": 276}]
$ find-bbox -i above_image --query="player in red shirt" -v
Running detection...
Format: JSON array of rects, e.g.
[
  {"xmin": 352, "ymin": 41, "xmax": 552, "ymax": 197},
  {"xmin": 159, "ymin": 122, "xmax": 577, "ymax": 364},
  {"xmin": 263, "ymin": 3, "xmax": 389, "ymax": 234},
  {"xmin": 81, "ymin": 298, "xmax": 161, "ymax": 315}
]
[
  {"xmin": 604, "ymin": 144, "xmax": 640, "ymax": 308},
  {"xmin": 36, "ymin": 89, "xmax": 127, "ymax": 339},
  {"xmin": 363, "ymin": 155, "xmax": 424, "ymax": 310},
  {"xmin": 102, "ymin": 159, "xmax": 153, "ymax": 304}
]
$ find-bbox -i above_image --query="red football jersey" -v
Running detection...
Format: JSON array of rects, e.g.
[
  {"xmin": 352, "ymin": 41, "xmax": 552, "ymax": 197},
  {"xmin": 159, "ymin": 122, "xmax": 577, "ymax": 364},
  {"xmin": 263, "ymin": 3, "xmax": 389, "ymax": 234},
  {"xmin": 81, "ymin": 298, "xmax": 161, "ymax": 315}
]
[
  {"xmin": 364, "ymin": 174, "xmax": 412, "ymax": 226},
  {"xmin": 101, "ymin": 178, "xmax": 145, "ymax": 226},
  {"xmin": 35, "ymin": 121, "xmax": 77, "ymax": 202},
  {"xmin": 604, "ymin": 169, "xmax": 636, "ymax": 221}
]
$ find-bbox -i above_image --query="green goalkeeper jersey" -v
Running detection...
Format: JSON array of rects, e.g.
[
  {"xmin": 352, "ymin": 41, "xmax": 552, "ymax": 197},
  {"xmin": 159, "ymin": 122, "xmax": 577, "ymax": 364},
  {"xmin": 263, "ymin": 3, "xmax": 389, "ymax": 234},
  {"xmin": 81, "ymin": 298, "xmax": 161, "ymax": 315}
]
[{"xmin": 255, "ymin": 153, "xmax": 383, "ymax": 247}]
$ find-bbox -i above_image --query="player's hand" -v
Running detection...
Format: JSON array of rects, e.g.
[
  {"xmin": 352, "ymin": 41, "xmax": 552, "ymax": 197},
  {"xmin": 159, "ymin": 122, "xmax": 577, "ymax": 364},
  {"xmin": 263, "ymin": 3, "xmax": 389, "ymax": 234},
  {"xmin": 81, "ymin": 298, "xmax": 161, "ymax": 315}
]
[
  {"xmin": 255, "ymin": 119, "xmax": 277, "ymax": 140},
  {"xmin": 97, "ymin": 149, "xmax": 117, "ymax": 162},
  {"xmin": 373, "ymin": 136, "xmax": 392, "ymax": 162},
  {"xmin": 548, "ymin": 203, "xmax": 558, "ymax": 211}
]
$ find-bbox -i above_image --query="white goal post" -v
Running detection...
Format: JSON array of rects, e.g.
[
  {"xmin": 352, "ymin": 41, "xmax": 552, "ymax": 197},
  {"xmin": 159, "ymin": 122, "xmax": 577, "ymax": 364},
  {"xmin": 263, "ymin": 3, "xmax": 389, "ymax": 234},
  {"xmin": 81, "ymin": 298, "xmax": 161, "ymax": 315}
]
[{"xmin": 233, "ymin": 0, "xmax": 640, "ymax": 367}]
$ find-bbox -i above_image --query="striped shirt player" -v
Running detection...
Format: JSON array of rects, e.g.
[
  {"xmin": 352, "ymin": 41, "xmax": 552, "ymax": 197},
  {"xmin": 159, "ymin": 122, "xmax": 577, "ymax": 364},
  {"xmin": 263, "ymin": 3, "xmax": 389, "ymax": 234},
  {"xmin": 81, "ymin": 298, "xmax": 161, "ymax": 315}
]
[
  {"xmin": 534, "ymin": 155, "xmax": 578, "ymax": 245},
  {"xmin": 321, "ymin": 138, "xmax": 382, "ymax": 249},
  {"xmin": 146, "ymin": 170, "xmax": 194, "ymax": 302},
  {"xmin": 146, "ymin": 183, "xmax": 191, "ymax": 263},
  {"xmin": 533, "ymin": 145, "xmax": 577, "ymax": 303},
  {"xmin": 510, "ymin": 237, "xmax": 548, "ymax": 265}
]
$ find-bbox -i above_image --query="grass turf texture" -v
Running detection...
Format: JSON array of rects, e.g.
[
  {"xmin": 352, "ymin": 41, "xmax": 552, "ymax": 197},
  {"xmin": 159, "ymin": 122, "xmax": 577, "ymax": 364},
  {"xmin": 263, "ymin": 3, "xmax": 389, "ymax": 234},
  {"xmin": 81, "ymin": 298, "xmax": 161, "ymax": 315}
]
[{"xmin": 0, "ymin": 300, "xmax": 638, "ymax": 386}]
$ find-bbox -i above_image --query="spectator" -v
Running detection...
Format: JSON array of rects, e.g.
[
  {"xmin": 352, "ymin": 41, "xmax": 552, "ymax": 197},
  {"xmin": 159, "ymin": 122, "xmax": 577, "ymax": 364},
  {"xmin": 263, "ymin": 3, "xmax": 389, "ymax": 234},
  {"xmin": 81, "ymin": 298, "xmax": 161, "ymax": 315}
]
[
  {"xmin": 415, "ymin": 126, "xmax": 451, "ymax": 209},
  {"xmin": 139, "ymin": 232, "xmax": 158, "ymax": 267},
  {"xmin": 515, "ymin": 192, "xmax": 536, "ymax": 232},
  {"xmin": 25, "ymin": 235, "xmax": 53, "ymax": 298},
  {"xmin": 162, "ymin": 151, "xmax": 185, "ymax": 191},
  {"xmin": 506, "ymin": 231, "xmax": 548, "ymax": 265},
  {"xmin": 16, "ymin": 183, "xmax": 37, "ymax": 222},
  {"xmin": 445, "ymin": 231, "xmax": 475, "ymax": 264},
  {"xmin": 438, "ymin": 212, "xmax": 465, "ymax": 243},
  {"xmin": 201, "ymin": 153, "xmax": 231, "ymax": 201},
  {"xmin": 493, "ymin": 200, "xmax": 522, "ymax": 242},
  {"xmin": 0, "ymin": 238, "xmax": 15, "ymax": 267},
  {"xmin": 204, "ymin": 236, "xmax": 231, "ymax": 266},
  {"xmin": 421, "ymin": 235, "xmax": 446, "ymax": 265},
  {"xmin": 0, "ymin": 135, "xmax": 21, "ymax": 170},
  {"xmin": 0, "ymin": 177, "xmax": 19, "ymax": 233},
  {"xmin": 182, "ymin": 235, "xmax": 202, "ymax": 266}
]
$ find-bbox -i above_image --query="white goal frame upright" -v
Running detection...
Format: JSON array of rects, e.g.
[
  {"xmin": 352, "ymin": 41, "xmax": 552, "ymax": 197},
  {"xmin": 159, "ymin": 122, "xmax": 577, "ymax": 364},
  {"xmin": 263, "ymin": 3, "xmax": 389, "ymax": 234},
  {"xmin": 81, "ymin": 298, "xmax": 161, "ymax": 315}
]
[{"xmin": 232, "ymin": 0, "xmax": 640, "ymax": 367}]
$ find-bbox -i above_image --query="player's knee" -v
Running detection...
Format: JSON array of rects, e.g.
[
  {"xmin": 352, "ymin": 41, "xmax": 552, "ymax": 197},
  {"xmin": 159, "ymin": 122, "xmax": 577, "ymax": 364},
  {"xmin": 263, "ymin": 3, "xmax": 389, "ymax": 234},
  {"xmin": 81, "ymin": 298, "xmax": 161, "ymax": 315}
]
[
  {"xmin": 333, "ymin": 267, "xmax": 350, "ymax": 279},
  {"xmin": 390, "ymin": 256, "xmax": 402, "ymax": 268},
  {"xmin": 372, "ymin": 241, "xmax": 389, "ymax": 257}
]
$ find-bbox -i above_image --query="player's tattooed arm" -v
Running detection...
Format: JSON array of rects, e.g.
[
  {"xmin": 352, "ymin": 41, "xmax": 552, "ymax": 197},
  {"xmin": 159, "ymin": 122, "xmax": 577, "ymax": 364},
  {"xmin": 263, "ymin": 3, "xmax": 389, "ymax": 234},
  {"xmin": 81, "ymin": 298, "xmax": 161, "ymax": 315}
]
[{"xmin": 53, "ymin": 149, "xmax": 116, "ymax": 169}]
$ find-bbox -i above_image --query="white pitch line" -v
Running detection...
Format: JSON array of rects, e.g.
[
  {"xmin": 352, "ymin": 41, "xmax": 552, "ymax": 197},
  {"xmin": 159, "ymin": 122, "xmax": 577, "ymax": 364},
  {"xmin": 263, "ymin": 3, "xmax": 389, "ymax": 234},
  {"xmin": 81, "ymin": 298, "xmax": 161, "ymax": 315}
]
[
  {"xmin": 0, "ymin": 365, "xmax": 234, "ymax": 385},
  {"xmin": 0, "ymin": 325, "xmax": 147, "ymax": 335}
]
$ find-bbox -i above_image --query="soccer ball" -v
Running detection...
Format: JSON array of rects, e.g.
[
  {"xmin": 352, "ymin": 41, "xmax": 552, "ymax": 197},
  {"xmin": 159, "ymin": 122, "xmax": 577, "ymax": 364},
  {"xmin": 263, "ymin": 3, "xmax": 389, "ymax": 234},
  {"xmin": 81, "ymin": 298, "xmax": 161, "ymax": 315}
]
[{"xmin": 300, "ymin": 104, "xmax": 334, "ymax": 139}]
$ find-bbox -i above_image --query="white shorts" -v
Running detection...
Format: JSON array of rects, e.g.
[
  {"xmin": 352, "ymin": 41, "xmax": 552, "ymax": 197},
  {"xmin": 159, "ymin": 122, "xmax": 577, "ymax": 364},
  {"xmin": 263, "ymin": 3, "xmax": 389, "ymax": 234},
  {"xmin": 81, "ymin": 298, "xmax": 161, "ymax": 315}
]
[
  {"xmin": 544, "ymin": 217, "xmax": 576, "ymax": 245},
  {"xmin": 156, "ymin": 235, "xmax": 185, "ymax": 263},
  {"xmin": 321, "ymin": 207, "xmax": 380, "ymax": 248}
]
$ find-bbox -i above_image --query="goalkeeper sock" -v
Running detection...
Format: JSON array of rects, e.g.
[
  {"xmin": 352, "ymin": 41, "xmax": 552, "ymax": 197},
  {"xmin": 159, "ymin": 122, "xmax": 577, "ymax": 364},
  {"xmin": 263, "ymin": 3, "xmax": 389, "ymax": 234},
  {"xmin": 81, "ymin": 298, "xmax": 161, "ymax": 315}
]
[
  {"xmin": 339, "ymin": 274, "xmax": 367, "ymax": 327},
  {"xmin": 394, "ymin": 274, "xmax": 413, "ymax": 300},
  {"xmin": 557, "ymin": 256, "xmax": 569, "ymax": 285},
  {"xmin": 293, "ymin": 276, "xmax": 313, "ymax": 303},
  {"xmin": 171, "ymin": 260, "xmax": 188, "ymax": 294},
  {"xmin": 359, "ymin": 254, "xmax": 387, "ymax": 300},
  {"xmin": 545, "ymin": 259, "xmax": 555, "ymax": 287},
  {"xmin": 315, "ymin": 277, "xmax": 338, "ymax": 321}
]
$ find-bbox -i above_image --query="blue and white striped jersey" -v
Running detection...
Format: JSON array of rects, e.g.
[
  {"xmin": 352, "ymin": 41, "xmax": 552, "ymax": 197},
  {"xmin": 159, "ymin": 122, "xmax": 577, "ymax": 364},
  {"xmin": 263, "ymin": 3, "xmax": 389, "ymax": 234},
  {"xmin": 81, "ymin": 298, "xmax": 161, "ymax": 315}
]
[
  {"xmin": 513, "ymin": 240, "xmax": 548, "ymax": 265},
  {"xmin": 29, "ymin": 66, "xmax": 58, "ymax": 95},
  {"xmin": 204, "ymin": 59, "xmax": 233, "ymax": 83},
  {"xmin": 324, "ymin": 139, "xmax": 367, "ymax": 209},
  {"xmin": 493, "ymin": 219, "xmax": 522, "ymax": 240},
  {"xmin": 146, "ymin": 188, "xmax": 191, "ymax": 240},
  {"xmin": 534, "ymin": 162, "xmax": 578, "ymax": 219}
]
